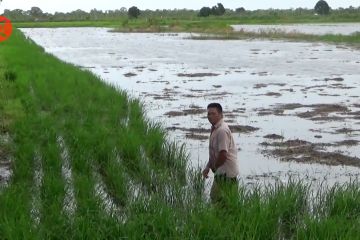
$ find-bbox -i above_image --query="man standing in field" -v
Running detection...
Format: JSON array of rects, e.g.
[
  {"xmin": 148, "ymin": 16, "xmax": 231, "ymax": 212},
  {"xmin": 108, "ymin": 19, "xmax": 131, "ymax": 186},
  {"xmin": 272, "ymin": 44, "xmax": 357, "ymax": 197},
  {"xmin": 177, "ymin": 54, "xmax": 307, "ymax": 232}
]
[{"xmin": 202, "ymin": 103, "xmax": 239, "ymax": 202}]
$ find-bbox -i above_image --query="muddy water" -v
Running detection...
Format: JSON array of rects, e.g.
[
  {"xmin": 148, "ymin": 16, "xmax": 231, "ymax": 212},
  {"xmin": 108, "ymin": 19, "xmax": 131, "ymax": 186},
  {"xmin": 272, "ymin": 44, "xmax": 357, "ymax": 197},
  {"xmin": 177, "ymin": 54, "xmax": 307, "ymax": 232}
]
[
  {"xmin": 232, "ymin": 23, "xmax": 360, "ymax": 36},
  {"xmin": 20, "ymin": 27, "xmax": 360, "ymax": 186}
]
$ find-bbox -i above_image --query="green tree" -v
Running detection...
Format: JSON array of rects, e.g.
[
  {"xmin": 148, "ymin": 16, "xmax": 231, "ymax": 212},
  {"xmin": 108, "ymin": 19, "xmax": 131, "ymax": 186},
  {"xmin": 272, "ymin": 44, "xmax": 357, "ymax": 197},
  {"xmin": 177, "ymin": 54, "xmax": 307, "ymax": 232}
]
[
  {"xmin": 128, "ymin": 6, "xmax": 140, "ymax": 18},
  {"xmin": 89, "ymin": 8, "xmax": 104, "ymax": 20},
  {"xmin": 29, "ymin": 6, "xmax": 44, "ymax": 19},
  {"xmin": 235, "ymin": 7, "xmax": 245, "ymax": 13},
  {"xmin": 314, "ymin": 0, "xmax": 330, "ymax": 15},
  {"xmin": 69, "ymin": 9, "xmax": 89, "ymax": 21},
  {"xmin": 211, "ymin": 3, "xmax": 226, "ymax": 16},
  {"xmin": 198, "ymin": 7, "xmax": 211, "ymax": 17}
]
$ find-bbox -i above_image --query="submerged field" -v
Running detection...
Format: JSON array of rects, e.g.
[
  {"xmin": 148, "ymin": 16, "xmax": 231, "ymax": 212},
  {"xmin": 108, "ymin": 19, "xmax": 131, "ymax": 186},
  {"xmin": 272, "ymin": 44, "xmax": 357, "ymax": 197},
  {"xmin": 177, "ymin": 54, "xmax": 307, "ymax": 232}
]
[
  {"xmin": 20, "ymin": 27, "xmax": 360, "ymax": 185},
  {"xmin": 1, "ymin": 29, "xmax": 360, "ymax": 238}
]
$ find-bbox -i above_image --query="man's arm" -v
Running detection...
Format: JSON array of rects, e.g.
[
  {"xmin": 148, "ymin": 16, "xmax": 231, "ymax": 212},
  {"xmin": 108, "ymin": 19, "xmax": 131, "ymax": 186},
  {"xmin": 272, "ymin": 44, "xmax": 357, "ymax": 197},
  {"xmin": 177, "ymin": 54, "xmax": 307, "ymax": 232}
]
[
  {"xmin": 214, "ymin": 150, "xmax": 227, "ymax": 170},
  {"xmin": 203, "ymin": 159, "xmax": 216, "ymax": 178},
  {"xmin": 203, "ymin": 150, "xmax": 227, "ymax": 177}
]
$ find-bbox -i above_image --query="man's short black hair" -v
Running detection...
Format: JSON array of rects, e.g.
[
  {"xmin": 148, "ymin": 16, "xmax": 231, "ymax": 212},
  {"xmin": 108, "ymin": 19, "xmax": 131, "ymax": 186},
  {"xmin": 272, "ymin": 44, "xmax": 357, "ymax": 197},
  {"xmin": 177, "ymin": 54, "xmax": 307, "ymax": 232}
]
[{"xmin": 207, "ymin": 103, "xmax": 223, "ymax": 113}]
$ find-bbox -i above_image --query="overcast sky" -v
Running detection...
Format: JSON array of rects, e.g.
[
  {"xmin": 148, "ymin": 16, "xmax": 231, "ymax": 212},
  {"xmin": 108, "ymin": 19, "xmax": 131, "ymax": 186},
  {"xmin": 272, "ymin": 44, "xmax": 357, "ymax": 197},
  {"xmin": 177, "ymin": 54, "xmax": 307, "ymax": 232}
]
[{"xmin": 1, "ymin": 0, "xmax": 359, "ymax": 13}]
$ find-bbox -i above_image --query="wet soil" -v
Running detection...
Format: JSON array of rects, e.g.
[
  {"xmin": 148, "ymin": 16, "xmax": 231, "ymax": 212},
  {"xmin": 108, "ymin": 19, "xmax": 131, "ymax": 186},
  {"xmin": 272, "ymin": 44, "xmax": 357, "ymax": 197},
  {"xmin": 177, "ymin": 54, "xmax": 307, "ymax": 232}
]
[
  {"xmin": 177, "ymin": 73, "xmax": 220, "ymax": 77},
  {"xmin": 264, "ymin": 134, "xmax": 284, "ymax": 140},
  {"xmin": 124, "ymin": 72, "xmax": 137, "ymax": 77},
  {"xmin": 296, "ymin": 104, "xmax": 349, "ymax": 119},
  {"xmin": 167, "ymin": 124, "xmax": 260, "ymax": 140},
  {"xmin": 335, "ymin": 128, "xmax": 359, "ymax": 134},
  {"xmin": 166, "ymin": 126, "xmax": 208, "ymax": 140},
  {"xmin": 256, "ymin": 103, "xmax": 359, "ymax": 122},
  {"xmin": 185, "ymin": 133, "xmax": 209, "ymax": 140},
  {"xmin": 262, "ymin": 138, "xmax": 360, "ymax": 167},
  {"xmin": 164, "ymin": 108, "xmax": 207, "ymax": 117},
  {"xmin": 229, "ymin": 125, "xmax": 259, "ymax": 133},
  {"xmin": 264, "ymin": 92, "xmax": 282, "ymax": 97},
  {"xmin": 253, "ymin": 83, "xmax": 287, "ymax": 89},
  {"xmin": 335, "ymin": 140, "xmax": 359, "ymax": 146}
]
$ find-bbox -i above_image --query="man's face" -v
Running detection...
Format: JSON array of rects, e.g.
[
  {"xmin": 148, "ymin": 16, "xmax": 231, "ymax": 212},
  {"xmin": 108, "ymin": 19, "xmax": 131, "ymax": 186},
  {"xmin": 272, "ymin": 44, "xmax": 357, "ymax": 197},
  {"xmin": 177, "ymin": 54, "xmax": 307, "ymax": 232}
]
[{"xmin": 207, "ymin": 107, "xmax": 222, "ymax": 125}]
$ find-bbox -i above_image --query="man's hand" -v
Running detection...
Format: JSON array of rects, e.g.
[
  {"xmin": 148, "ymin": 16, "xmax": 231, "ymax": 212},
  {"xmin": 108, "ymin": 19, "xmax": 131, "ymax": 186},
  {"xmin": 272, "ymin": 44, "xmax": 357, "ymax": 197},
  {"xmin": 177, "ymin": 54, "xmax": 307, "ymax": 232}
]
[{"xmin": 202, "ymin": 167, "xmax": 210, "ymax": 178}]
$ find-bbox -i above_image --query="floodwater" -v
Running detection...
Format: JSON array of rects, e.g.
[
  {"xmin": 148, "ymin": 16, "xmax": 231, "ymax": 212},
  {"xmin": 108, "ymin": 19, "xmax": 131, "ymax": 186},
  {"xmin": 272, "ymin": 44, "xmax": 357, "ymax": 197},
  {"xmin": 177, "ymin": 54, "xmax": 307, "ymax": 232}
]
[
  {"xmin": 20, "ymin": 27, "xmax": 360, "ymax": 187},
  {"xmin": 232, "ymin": 23, "xmax": 360, "ymax": 36}
]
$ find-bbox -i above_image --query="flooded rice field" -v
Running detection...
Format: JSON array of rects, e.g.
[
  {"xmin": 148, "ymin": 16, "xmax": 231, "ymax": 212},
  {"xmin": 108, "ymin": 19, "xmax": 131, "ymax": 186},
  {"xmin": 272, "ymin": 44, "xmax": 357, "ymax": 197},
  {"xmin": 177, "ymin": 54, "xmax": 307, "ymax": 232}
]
[
  {"xmin": 232, "ymin": 23, "xmax": 360, "ymax": 35},
  {"xmin": 20, "ymin": 27, "xmax": 360, "ymax": 186}
]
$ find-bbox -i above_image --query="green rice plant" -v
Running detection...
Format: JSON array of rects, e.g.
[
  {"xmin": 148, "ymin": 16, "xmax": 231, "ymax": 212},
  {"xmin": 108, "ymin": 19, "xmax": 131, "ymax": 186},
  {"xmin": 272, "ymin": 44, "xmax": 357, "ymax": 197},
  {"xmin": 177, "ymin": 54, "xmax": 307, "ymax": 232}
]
[
  {"xmin": 123, "ymin": 198, "xmax": 171, "ymax": 239},
  {"xmin": 296, "ymin": 215, "xmax": 360, "ymax": 239},
  {"xmin": 265, "ymin": 179, "xmax": 310, "ymax": 238},
  {"xmin": 98, "ymin": 160, "xmax": 128, "ymax": 207},
  {"xmin": 0, "ymin": 187, "xmax": 37, "ymax": 239},
  {"xmin": 324, "ymin": 181, "xmax": 360, "ymax": 219}
]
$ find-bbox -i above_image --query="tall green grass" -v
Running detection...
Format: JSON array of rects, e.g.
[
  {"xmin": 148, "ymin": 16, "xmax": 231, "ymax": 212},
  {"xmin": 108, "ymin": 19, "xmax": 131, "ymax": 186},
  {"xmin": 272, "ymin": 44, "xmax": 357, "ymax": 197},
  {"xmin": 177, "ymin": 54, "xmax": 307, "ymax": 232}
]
[{"xmin": 1, "ymin": 29, "xmax": 360, "ymax": 238}]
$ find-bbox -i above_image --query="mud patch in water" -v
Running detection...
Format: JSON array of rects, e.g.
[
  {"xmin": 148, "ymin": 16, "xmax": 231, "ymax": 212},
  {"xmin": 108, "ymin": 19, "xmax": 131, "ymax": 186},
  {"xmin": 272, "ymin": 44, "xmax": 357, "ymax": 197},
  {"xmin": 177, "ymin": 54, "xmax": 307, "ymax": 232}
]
[
  {"xmin": 296, "ymin": 104, "xmax": 349, "ymax": 119},
  {"xmin": 167, "ymin": 126, "xmax": 209, "ymax": 140},
  {"xmin": 229, "ymin": 125, "xmax": 259, "ymax": 133},
  {"xmin": 124, "ymin": 72, "xmax": 137, "ymax": 77},
  {"xmin": 264, "ymin": 134, "xmax": 284, "ymax": 140},
  {"xmin": 145, "ymin": 93, "xmax": 177, "ymax": 101},
  {"xmin": 335, "ymin": 127, "xmax": 360, "ymax": 135},
  {"xmin": 257, "ymin": 103, "xmax": 353, "ymax": 121},
  {"xmin": 261, "ymin": 138, "xmax": 360, "ymax": 167},
  {"xmin": 185, "ymin": 133, "xmax": 209, "ymax": 140},
  {"xmin": 177, "ymin": 73, "xmax": 220, "ymax": 77},
  {"xmin": 181, "ymin": 91, "xmax": 232, "ymax": 99},
  {"xmin": 335, "ymin": 139, "xmax": 359, "ymax": 146},
  {"xmin": 324, "ymin": 77, "xmax": 344, "ymax": 82},
  {"xmin": 164, "ymin": 108, "xmax": 207, "ymax": 117},
  {"xmin": 262, "ymin": 92, "xmax": 282, "ymax": 97}
]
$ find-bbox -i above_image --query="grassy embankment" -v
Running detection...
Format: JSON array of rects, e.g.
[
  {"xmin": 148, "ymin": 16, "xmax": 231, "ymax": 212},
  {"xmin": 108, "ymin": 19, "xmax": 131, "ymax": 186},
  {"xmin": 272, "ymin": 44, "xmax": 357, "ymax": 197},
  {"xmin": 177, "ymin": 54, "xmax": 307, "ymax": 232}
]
[{"xmin": 1, "ymin": 29, "xmax": 360, "ymax": 238}]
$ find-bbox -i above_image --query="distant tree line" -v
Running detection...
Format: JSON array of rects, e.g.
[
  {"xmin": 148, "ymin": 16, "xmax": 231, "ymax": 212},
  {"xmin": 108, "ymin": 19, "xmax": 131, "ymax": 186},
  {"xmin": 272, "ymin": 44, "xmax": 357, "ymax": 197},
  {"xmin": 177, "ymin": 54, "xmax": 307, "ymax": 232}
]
[
  {"xmin": 2, "ymin": 1, "xmax": 360, "ymax": 22},
  {"xmin": 2, "ymin": 7, "xmax": 200, "ymax": 22}
]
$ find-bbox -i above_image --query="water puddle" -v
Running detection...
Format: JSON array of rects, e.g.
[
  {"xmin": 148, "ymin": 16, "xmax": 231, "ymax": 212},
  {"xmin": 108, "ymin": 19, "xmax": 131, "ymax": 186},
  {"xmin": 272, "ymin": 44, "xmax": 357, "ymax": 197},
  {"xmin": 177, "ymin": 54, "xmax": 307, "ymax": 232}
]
[
  {"xmin": 30, "ymin": 150, "xmax": 43, "ymax": 226},
  {"xmin": 0, "ymin": 133, "xmax": 11, "ymax": 189},
  {"xmin": 20, "ymin": 27, "xmax": 360, "ymax": 186},
  {"xmin": 57, "ymin": 135, "xmax": 76, "ymax": 218}
]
